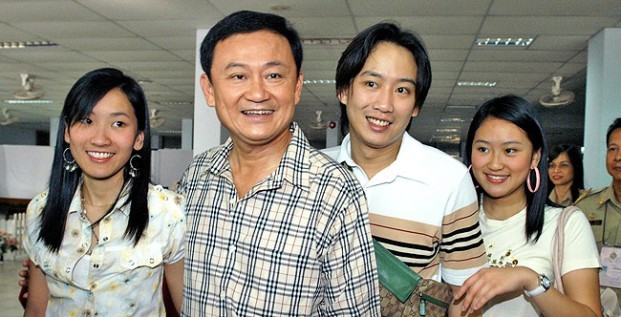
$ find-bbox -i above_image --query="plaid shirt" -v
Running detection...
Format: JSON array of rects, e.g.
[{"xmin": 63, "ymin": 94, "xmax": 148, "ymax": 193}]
[{"xmin": 178, "ymin": 122, "xmax": 379, "ymax": 316}]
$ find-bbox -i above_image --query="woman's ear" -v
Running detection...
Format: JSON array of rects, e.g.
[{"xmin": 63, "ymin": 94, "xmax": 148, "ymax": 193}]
[{"xmin": 531, "ymin": 149, "xmax": 542, "ymax": 169}]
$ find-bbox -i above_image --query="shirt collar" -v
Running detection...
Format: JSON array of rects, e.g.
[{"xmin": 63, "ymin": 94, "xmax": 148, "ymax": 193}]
[
  {"xmin": 602, "ymin": 185, "xmax": 621, "ymax": 209},
  {"xmin": 336, "ymin": 132, "xmax": 427, "ymax": 183},
  {"xmin": 205, "ymin": 122, "xmax": 311, "ymax": 192},
  {"xmin": 68, "ymin": 178, "xmax": 132, "ymax": 217}
]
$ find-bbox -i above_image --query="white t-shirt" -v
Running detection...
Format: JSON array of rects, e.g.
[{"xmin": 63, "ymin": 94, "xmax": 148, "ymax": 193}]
[{"xmin": 479, "ymin": 205, "xmax": 600, "ymax": 316}]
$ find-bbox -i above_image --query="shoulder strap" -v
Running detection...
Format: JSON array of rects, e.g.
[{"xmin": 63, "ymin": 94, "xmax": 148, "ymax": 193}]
[{"xmin": 552, "ymin": 206, "xmax": 581, "ymax": 294}]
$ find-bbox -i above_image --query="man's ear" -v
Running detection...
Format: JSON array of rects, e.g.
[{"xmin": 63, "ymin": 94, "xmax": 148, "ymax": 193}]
[
  {"xmin": 200, "ymin": 73, "xmax": 216, "ymax": 108},
  {"xmin": 337, "ymin": 88, "xmax": 349, "ymax": 106},
  {"xmin": 411, "ymin": 106, "xmax": 420, "ymax": 118},
  {"xmin": 294, "ymin": 71, "xmax": 304, "ymax": 106}
]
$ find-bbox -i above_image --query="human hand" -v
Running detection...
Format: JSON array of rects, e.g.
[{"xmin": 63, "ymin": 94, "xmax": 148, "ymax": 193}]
[
  {"xmin": 18, "ymin": 259, "xmax": 29, "ymax": 309},
  {"xmin": 453, "ymin": 266, "xmax": 538, "ymax": 314}
]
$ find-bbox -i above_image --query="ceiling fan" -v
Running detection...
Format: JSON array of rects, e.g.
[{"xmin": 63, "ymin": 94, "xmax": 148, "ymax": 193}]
[
  {"xmin": 309, "ymin": 110, "xmax": 327, "ymax": 130},
  {"xmin": 539, "ymin": 76, "xmax": 575, "ymax": 108},
  {"xmin": 0, "ymin": 108, "xmax": 19, "ymax": 126},
  {"xmin": 13, "ymin": 73, "xmax": 45, "ymax": 100},
  {"xmin": 149, "ymin": 109, "xmax": 166, "ymax": 128}
]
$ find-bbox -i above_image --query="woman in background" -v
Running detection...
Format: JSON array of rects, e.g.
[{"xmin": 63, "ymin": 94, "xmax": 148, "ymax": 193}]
[
  {"xmin": 454, "ymin": 95, "xmax": 601, "ymax": 316},
  {"xmin": 548, "ymin": 144, "xmax": 588, "ymax": 206},
  {"xmin": 23, "ymin": 68, "xmax": 185, "ymax": 317}
]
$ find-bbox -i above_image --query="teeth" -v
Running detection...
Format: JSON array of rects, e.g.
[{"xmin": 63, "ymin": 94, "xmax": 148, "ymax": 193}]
[
  {"xmin": 88, "ymin": 151, "xmax": 113, "ymax": 159},
  {"xmin": 368, "ymin": 117, "xmax": 390, "ymax": 127},
  {"xmin": 243, "ymin": 110, "xmax": 273, "ymax": 115},
  {"xmin": 488, "ymin": 175, "xmax": 506, "ymax": 181}
]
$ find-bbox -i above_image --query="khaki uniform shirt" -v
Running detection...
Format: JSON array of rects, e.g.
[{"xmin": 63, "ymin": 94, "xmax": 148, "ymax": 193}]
[{"xmin": 575, "ymin": 186, "xmax": 621, "ymax": 249}]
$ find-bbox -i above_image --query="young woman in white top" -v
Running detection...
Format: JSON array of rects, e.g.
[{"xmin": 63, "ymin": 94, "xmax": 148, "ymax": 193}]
[
  {"xmin": 23, "ymin": 68, "xmax": 185, "ymax": 317},
  {"xmin": 454, "ymin": 95, "xmax": 601, "ymax": 316}
]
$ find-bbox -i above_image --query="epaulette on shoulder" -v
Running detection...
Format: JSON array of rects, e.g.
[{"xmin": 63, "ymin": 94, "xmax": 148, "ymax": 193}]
[
  {"xmin": 573, "ymin": 187, "xmax": 604, "ymax": 205},
  {"xmin": 588, "ymin": 187, "xmax": 607, "ymax": 196}
]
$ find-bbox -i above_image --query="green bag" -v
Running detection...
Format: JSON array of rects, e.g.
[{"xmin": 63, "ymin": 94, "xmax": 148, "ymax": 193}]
[
  {"xmin": 374, "ymin": 240, "xmax": 451, "ymax": 316},
  {"xmin": 374, "ymin": 239, "xmax": 421, "ymax": 302}
]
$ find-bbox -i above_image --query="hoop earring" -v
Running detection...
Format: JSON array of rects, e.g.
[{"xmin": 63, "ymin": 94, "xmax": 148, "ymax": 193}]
[
  {"xmin": 62, "ymin": 148, "xmax": 78, "ymax": 172},
  {"xmin": 128, "ymin": 154, "xmax": 141, "ymax": 178},
  {"xmin": 527, "ymin": 166, "xmax": 540, "ymax": 193}
]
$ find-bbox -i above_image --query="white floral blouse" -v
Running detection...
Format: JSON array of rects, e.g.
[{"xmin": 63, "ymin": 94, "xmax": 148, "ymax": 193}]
[{"xmin": 23, "ymin": 183, "xmax": 185, "ymax": 317}]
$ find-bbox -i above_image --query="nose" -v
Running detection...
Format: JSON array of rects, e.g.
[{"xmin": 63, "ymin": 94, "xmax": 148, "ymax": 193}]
[
  {"xmin": 488, "ymin": 151, "xmax": 503, "ymax": 170},
  {"xmin": 90, "ymin": 125, "xmax": 111, "ymax": 146},
  {"xmin": 245, "ymin": 76, "xmax": 269, "ymax": 103},
  {"xmin": 372, "ymin": 87, "xmax": 394, "ymax": 113}
]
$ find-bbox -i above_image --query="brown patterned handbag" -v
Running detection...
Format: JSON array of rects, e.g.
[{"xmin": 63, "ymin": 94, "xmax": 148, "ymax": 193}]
[{"xmin": 375, "ymin": 240, "xmax": 452, "ymax": 316}]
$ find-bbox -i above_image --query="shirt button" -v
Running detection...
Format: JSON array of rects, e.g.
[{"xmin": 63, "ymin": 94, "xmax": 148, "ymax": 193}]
[
  {"xmin": 65, "ymin": 267, "xmax": 71, "ymax": 273},
  {"xmin": 229, "ymin": 198, "xmax": 235, "ymax": 204},
  {"xmin": 149, "ymin": 257, "xmax": 155, "ymax": 264},
  {"xmin": 229, "ymin": 245, "xmax": 236, "ymax": 253},
  {"xmin": 220, "ymin": 290, "xmax": 226, "ymax": 299},
  {"xmin": 103, "ymin": 237, "xmax": 108, "ymax": 242},
  {"xmin": 93, "ymin": 264, "xmax": 99, "ymax": 268},
  {"xmin": 129, "ymin": 260, "xmax": 135, "ymax": 266}
]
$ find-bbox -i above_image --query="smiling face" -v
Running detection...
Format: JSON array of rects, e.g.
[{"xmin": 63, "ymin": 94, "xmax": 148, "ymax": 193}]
[
  {"xmin": 607, "ymin": 128, "xmax": 621, "ymax": 184},
  {"xmin": 200, "ymin": 30, "xmax": 303, "ymax": 149},
  {"xmin": 548, "ymin": 151, "xmax": 574, "ymax": 187},
  {"xmin": 339, "ymin": 41, "xmax": 419, "ymax": 153},
  {"xmin": 64, "ymin": 87, "xmax": 144, "ymax": 184},
  {"xmin": 471, "ymin": 117, "xmax": 541, "ymax": 206}
]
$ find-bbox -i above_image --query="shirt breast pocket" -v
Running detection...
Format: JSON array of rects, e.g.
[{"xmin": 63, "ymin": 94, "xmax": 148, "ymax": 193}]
[{"xmin": 118, "ymin": 245, "xmax": 163, "ymax": 270}]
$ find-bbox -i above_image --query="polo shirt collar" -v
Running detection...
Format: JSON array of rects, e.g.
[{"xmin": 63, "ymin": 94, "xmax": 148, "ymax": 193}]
[{"xmin": 336, "ymin": 132, "xmax": 425, "ymax": 184}]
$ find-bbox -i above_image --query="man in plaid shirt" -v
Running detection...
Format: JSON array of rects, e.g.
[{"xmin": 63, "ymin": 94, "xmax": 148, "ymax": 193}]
[{"xmin": 177, "ymin": 10, "xmax": 379, "ymax": 316}]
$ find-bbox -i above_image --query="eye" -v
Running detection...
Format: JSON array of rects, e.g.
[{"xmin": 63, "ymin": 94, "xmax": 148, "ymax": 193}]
[
  {"xmin": 476, "ymin": 147, "xmax": 489, "ymax": 153},
  {"xmin": 609, "ymin": 146, "xmax": 619, "ymax": 153},
  {"xmin": 396, "ymin": 87, "xmax": 410, "ymax": 94},
  {"xmin": 112, "ymin": 121, "xmax": 126, "ymax": 128},
  {"xmin": 365, "ymin": 81, "xmax": 378, "ymax": 88},
  {"xmin": 267, "ymin": 73, "xmax": 281, "ymax": 79},
  {"xmin": 231, "ymin": 74, "xmax": 245, "ymax": 80},
  {"xmin": 79, "ymin": 117, "xmax": 92, "ymax": 125},
  {"xmin": 505, "ymin": 148, "xmax": 517, "ymax": 154},
  {"xmin": 548, "ymin": 162, "xmax": 555, "ymax": 168}
]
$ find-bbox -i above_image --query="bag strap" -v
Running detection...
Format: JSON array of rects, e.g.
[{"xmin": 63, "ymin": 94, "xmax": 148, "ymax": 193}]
[{"xmin": 552, "ymin": 206, "xmax": 581, "ymax": 294}]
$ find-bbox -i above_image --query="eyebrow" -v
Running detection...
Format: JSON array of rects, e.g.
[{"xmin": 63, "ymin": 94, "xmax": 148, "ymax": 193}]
[
  {"xmin": 473, "ymin": 139, "xmax": 524, "ymax": 146},
  {"xmin": 225, "ymin": 60, "xmax": 287, "ymax": 70},
  {"xmin": 359, "ymin": 70, "xmax": 418, "ymax": 86}
]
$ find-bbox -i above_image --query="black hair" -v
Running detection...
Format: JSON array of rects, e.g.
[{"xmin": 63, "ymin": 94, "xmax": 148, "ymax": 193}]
[
  {"xmin": 39, "ymin": 67, "xmax": 151, "ymax": 252},
  {"xmin": 607, "ymin": 118, "xmax": 621, "ymax": 145},
  {"xmin": 464, "ymin": 95, "xmax": 549, "ymax": 242},
  {"xmin": 200, "ymin": 10, "xmax": 303, "ymax": 80},
  {"xmin": 548, "ymin": 144, "xmax": 584, "ymax": 202},
  {"xmin": 335, "ymin": 22, "xmax": 431, "ymax": 136}
]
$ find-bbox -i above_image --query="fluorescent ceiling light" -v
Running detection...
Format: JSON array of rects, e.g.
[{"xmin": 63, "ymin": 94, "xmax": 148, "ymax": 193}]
[
  {"xmin": 440, "ymin": 118, "xmax": 465, "ymax": 123},
  {"xmin": 435, "ymin": 128, "xmax": 459, "ymax": 133},
  {"xmin": 0, "ymin": 41, "xmax": 58, "ymax": 49},
  {"xmin": 4, "ymin": 99, "xmax": 53, "ymax": 104},
  {"xmin": 457, "ymin": 81, "xmax": 497, "ymax": 87},
  {"xmin": 302, "ymin": 38, "xmax": 352, "ymax": 45},
  {"xmin": 475, "ymin": 37, "xmax": 534, "ymax": 47},
  {"xmin": 303, "ymin": 79, "xmax": 336, "ymax": 84}
]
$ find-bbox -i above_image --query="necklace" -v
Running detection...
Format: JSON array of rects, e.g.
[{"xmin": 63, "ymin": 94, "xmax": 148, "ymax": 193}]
[{"xmin": 80, "ymin": 185, "xmax": 123, "ymax": 253}]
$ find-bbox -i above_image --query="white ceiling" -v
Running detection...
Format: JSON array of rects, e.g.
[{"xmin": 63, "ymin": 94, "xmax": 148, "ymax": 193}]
[{"xmin": 1, "ymin": 0, "xmax": 620, "ymax": 151}]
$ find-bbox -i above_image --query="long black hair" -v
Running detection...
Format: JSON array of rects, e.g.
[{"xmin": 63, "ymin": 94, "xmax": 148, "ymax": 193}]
[
  {"xmin": 39, "ymin": 67, "xmax": 151, "ymax": 252},
  {"xmin": 465, "ymin": 95, "xmax": 549, "ymax": 242},
  {"xmin": 548, "ymin": 144, "xmax": 584, "ymax": 202}
]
